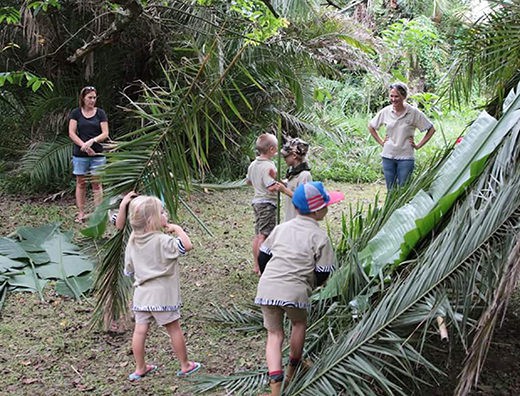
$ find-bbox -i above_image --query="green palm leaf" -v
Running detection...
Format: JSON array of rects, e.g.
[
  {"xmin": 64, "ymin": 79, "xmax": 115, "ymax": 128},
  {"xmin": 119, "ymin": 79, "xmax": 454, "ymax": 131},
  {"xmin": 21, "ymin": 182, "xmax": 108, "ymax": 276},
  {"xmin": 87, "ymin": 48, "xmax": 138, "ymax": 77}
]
[
  {"xmin": 191, "ymin": 84, "xmax": 520, "ymax": 396},
  {"xmin": 287, "ymin": 127, "xmax": 520, "ymax": 395},
  {"xmin": 20, "ymin": 136, "xmax": 73, "ymax": 186}
]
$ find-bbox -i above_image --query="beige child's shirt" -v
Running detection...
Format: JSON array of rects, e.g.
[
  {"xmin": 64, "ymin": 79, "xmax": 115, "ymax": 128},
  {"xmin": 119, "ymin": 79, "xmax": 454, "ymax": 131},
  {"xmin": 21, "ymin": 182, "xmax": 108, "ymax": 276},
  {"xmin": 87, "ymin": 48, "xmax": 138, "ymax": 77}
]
[
  {"xmin": 255, "ymin": 215, "xmax": 336, "ymax": 309},
  {"xmin": 284, "ymin": 170, "xmax": 312, "ymax": 222},
  {"xmin": 124, "ymin": 231, "xmax": 186, "ymax": 311},
  {"xmin": 369, "ymin": 104, "xmax": 433, "ymax": 160},
  {"xmin": 247, "ymin": 157, "xmax": 277, "ymax": 205}
]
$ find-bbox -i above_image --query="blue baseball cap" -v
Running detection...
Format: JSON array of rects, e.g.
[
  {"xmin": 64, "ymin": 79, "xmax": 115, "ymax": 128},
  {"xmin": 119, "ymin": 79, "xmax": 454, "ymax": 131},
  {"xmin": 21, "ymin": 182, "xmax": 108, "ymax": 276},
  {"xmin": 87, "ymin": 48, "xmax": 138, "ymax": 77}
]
[{"xmin": 292, "ymin": 181, "xmax": 344, "ymax": 214}]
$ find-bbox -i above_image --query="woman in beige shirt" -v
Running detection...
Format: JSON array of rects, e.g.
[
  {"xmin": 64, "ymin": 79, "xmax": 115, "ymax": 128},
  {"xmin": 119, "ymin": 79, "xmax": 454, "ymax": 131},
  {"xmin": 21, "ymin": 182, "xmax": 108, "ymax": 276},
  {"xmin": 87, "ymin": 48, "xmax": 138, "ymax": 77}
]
[{"xmin": 368, "ymin": 82, "xmax": 436, "ymax": 190}]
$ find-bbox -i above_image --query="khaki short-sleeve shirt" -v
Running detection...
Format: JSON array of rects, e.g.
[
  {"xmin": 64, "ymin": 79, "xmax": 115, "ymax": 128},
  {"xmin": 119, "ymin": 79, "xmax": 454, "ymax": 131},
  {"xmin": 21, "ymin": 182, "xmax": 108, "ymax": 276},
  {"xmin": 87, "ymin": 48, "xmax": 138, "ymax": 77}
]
[
  {"xmin": 247, "ymin": 157, "xmax": 277, "ymax": 205},
  {"xmin": 255, "ymin": 215, "xmax": 336, "ymax": 309},
  {"xmin": 283, "ymin": 170, "xmax": 312, "ymax": 222},
  {"xmin": 124, "ymin": 232, "xmax": 186, "ymax": 311},
  {"xmin": 370, "ymin": 104, "xmax": 433, "ymax": 160}
]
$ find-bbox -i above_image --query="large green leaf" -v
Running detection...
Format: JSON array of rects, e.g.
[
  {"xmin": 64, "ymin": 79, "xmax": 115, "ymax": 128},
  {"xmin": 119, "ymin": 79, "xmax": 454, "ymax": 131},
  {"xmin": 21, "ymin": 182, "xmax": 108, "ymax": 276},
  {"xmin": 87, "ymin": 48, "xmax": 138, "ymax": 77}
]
[
  {"xmin": 34, "ymin": 256, "xmax": 93, "ymax": 279},
  {"xmin": 55, "ymin": 273, "xmax": 93, "ymax": 298},
  {"xmin": 16, "ymin": 222, "xmax": 61, "ymax": 245},
  {"xmin": 80, "ymin": 196, "xmax": 113, "ymax": 239},
  {"xmin": 7, "ymin": 273, "xmax": 48, "ymax": 292},
  {"xmin": 0, "ymin": 237, "xmax": 30, "ymax": 260},
  {"xmin": 0, "ymin": 224, "xmax": 95, "ymax": 308},
  {"xmin": 0, "ymin": 255, "xmax": 26, "ymax": 271}
]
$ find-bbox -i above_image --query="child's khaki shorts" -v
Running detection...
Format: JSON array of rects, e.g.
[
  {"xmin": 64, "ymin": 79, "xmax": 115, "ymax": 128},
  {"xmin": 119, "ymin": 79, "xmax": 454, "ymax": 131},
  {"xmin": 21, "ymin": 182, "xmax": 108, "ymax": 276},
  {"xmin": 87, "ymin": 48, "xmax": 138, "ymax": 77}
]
[
  {"xmin": 134, "ymin": 310, "xmax": 181, "ymax": 326},
  {"xmin": 253, "ymin": 203, "xmax": 276, "ymax": 236},
  {"xmin": 261, "ymin": 305, "xmax": 307, "ymax": 331}
]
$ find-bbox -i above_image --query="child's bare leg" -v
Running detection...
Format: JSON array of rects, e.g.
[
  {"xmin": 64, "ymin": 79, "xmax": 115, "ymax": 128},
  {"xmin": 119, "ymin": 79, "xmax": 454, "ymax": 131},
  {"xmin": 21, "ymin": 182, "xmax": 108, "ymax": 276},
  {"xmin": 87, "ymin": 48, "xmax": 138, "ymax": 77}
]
[
  {"xmin": 165, "ymin": 319, "xmax": 191, "ymax": 372},
  {"xmin": 91, "ymin": 177, "xmax": 103, "ymax": 207},
  {"xmin": 265, "ymin": 328, "xmax": 284, "ymax": 372},
  {"xmin": 252, "ymin": 233, "xmax": 266, "ymax": 274},
  {"xmin": 289, "ymin": 320, "xmax": 306, "ymax": 361},
  {"xmin": 132, "ymin": 323, "xmax": 150, "ymax": 373}
]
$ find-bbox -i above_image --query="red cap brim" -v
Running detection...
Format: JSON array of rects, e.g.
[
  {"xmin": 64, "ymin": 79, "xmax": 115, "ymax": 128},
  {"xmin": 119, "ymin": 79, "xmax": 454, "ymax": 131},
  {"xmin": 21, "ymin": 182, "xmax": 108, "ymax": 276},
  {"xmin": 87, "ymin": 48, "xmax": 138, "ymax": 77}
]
[{"xmin": 326, "ymin": 191, "xmax": 345, "ymax": 206}]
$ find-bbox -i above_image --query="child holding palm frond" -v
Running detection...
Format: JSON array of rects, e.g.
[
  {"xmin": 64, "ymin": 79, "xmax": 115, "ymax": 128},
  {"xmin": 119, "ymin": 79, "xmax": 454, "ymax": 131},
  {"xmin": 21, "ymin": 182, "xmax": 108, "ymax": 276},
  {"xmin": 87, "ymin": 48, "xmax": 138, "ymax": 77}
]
[{"xmin": 124, "ymin": 195, "xmax": 201, "ymax": 381}]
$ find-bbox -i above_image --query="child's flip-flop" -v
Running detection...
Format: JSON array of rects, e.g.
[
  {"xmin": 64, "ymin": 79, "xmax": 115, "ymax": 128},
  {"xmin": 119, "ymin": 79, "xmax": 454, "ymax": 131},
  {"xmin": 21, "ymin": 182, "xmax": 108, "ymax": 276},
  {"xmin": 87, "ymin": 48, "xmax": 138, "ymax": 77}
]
[
  {"xmin": 128, "ymin": 364, "xmax": 158, "ymax": 381},
  {"xmin": 176, "ymin": 361, "xmax": 201, "ymax": 377}
]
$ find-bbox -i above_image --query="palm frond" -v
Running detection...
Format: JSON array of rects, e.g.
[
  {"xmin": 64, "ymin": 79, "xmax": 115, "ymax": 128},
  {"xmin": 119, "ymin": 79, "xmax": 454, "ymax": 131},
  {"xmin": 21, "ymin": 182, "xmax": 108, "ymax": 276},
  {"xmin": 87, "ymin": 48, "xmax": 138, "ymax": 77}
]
[
  {"xmin": 444, "ymin": 0, "xmax": 520, "ymax": 111},
  {"xmin": 206, "ymin": 302, "xmax": 264, "ymax": 332},
  {"xmin": 20, "ymin": 136, "xmax": 72, "ymax": 186},
  {"xmin": 89, "ymin": 230, "xmax": 132, "ymax": 330},
  {"xmin": 189, "ymin": 370, "xmax": 267, "ymax": 396}
]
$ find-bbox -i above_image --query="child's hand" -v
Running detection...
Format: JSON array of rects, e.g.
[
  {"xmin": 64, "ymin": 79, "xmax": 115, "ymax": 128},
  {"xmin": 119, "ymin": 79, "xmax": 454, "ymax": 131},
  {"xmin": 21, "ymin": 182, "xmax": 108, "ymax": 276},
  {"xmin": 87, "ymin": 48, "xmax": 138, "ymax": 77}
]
[
  {"xmin": 275, "ymin": 181, "xmax": 291, "ymax": 196},
  {"xmin": 165, "ymin": 223, "xmax": 193, "ymax": 251},
  {"xmin": 165, "ymin": 223, "xmax": 183, "ymax": 234},
  {"xmin": 122, "ymin": 191, "xmax": 138, "ymax": 205}
]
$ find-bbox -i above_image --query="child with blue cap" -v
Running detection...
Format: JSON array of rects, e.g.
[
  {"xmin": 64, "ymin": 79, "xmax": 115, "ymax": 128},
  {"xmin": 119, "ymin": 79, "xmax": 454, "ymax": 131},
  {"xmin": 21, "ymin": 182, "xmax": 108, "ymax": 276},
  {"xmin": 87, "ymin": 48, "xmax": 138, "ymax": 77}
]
[{"xmin": 254, "ymin": 181, "xmax": 344, "ymax": 395}]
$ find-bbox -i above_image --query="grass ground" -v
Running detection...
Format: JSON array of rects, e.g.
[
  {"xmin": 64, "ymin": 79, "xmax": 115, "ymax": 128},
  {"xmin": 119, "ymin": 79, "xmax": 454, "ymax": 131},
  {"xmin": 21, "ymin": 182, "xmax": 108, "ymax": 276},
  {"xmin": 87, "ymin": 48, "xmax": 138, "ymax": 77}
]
[
  {"xmin": 1, "ymin": 182, "xmax": 519, "ymax": 395},
  {"xmin": 0, "ymin": 182, "xmax": 383, "ymax": 396}
]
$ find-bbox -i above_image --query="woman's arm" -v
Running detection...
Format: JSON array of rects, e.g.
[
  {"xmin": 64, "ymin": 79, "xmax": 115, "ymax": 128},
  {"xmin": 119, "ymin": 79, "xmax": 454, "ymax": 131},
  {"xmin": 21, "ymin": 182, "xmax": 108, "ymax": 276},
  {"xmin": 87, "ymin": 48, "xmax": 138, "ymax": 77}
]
[
  {"xmin": 81, "ymin": 120, "xmax": 110, "ymax": 152},
  {"xmin": 68, "ymin": 119, "xmax": 83, "ymax": 146},
  {"xmin": 368, "ymin": 125, "xmax": 385, "ymax": 146},
  {"xmin": 413, "ymin": 126, "xmax": 436, "ymax": 149}
]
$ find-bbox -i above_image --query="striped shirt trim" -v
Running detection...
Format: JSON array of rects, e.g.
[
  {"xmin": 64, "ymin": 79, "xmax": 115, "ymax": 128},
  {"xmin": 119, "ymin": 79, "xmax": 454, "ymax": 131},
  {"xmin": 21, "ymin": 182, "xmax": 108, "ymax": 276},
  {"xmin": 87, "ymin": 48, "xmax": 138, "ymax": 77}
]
[
  {"xmin": 176, "ymin": 238, "xmax": 186, "ymax": 255},
  {"xmin": 259, "ymin": 245, "xmax": 271, "ymax": 255},
  {"xmin": 132, "ymin": 304, "xmax": 182, "ymax": 312},
  {"xmin": 251, "ymin": 199, "xmax": 277, "ymax": 206},
  {"xmin": 254, "ymin": 297, "xmax": 309, "ymax": 309},
  {"xmin": 315, "ymin": 265, "xmax": 335, "ymax": 273}
]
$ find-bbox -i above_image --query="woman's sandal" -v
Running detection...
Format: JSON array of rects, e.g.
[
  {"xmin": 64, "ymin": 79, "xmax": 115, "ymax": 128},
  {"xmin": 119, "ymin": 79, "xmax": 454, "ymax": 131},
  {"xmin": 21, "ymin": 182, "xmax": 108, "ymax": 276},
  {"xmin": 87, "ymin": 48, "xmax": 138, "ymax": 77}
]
[
  {"xmin": 128, "ymin": 364, "xmax": 158, "ymax": 381},
  {"xmin": 176, "ymin": 361, "xmax": 202, "ymax": 377},
  {"xmin": 74, "ymin": 214, "xmax": 85, "ymax": 224}
]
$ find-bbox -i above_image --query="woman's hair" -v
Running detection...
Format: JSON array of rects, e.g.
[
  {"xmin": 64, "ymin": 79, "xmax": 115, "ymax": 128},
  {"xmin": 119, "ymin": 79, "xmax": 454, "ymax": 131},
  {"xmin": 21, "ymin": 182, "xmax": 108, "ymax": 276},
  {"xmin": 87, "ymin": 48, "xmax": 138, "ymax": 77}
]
[
  {"xmin": 389, "ymin": 82, "xmax": 408, "ymax": 98},
  {"xmin": 79, "ymin": 86, "xmax": 97, "ymax": 107},
  {"xmin": 128, "ymin": 195, "xmax": 163, "ymax": 234}
]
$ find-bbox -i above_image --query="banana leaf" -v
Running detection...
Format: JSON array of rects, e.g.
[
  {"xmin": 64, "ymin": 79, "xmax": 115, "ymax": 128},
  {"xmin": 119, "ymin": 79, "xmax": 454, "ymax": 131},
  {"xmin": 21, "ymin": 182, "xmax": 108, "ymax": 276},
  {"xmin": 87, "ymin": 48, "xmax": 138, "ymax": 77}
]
[
  {"xmin": 55, "ymin": 273, "xmax": 93, "ymax": 298},
  {"xmin": 80, "ymin": 196, "xmax": 113, "ymax": 239},
  {"xmin": 0, "ymin": 255, "xmax": 26, "ymax": 270},
  {"xmin": 0, "ymin": 223, "xmax": 95, "ymax": 308},
  {"xmin": 7, "ymin": 273, "xmax": 48, "ymax": 292}
]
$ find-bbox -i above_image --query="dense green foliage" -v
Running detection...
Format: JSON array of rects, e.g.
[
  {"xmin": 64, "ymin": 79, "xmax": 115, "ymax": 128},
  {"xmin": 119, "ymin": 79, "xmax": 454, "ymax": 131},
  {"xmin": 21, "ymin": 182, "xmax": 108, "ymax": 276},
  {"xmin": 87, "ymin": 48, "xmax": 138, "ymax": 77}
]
[{"xmin": 0, "ymin": 0, "xmax": 485, "ymax": 190}]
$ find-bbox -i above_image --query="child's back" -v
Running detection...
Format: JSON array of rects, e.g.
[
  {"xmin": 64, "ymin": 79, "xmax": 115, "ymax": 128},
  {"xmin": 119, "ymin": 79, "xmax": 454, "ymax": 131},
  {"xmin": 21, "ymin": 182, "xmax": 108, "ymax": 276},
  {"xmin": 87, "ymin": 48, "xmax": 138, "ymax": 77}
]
[
  {"xmin": 255, "ymin": 215, "xmax": 334, "ymax": 308},
  {"xmin": 254, "ymin": 182, "xmax": 344, "ymax": 395}
]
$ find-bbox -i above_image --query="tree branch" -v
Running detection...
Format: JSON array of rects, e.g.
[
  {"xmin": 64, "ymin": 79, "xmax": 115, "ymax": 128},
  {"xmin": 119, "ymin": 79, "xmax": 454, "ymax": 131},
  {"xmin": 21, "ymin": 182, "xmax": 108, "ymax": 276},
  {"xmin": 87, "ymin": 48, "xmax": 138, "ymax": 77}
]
[
  {"xmin": 66, "ymin": 0, "xmax": 143, "ymax": 63},
  {"xmin": 259, "ymin": 0, "xmax": 279, "ymax": 18}
]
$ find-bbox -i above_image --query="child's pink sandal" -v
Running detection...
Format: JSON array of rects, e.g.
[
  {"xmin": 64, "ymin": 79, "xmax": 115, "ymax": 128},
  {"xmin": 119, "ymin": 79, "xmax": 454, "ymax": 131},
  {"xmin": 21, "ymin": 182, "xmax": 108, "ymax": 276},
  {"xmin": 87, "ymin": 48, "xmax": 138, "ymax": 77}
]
[
  {"xmin": 176, "ymin": 361, "xmax": 201, "ymax": 377},
  {"xmin": 128, "ymin": 364, "xmax": 157, "ymax": 381}
]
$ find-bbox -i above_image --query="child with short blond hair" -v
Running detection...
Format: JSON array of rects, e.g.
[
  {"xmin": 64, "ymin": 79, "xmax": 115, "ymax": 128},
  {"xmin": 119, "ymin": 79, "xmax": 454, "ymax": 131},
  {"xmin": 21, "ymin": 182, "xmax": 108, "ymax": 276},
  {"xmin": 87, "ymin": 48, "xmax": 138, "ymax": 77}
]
[
  {"xmin": 124, "ymin": 195, "xmax": 201, "ymax": 381},
  {"xmin": 246, "ymin": 133, "xmax": 279, "ymax": 274}
]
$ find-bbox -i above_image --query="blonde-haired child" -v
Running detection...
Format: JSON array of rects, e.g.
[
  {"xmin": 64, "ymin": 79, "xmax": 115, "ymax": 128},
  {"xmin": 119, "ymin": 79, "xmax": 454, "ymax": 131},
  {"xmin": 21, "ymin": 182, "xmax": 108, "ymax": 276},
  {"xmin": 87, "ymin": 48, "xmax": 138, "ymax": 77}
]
[{"xmin": 124, "ymin": 195, "xmax": 201, "ymax": 381}]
